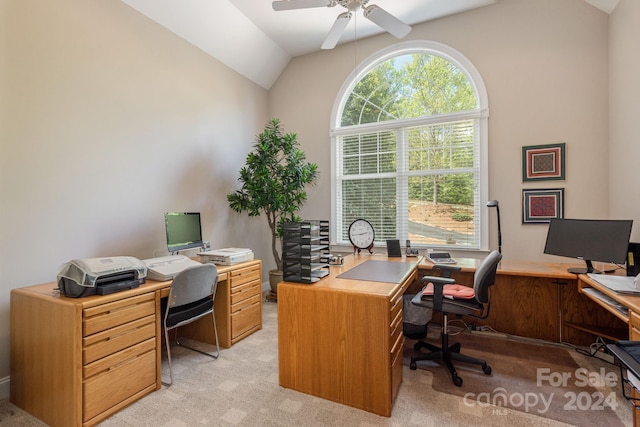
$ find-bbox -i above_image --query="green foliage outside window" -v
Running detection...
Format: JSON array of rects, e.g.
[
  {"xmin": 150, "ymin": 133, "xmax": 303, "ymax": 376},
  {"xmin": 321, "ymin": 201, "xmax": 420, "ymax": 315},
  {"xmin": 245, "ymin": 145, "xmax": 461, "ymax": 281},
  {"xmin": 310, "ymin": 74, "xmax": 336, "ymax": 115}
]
[{"xmin": 338, "ymin": 53, "xmax": 479, "ymax": 246}]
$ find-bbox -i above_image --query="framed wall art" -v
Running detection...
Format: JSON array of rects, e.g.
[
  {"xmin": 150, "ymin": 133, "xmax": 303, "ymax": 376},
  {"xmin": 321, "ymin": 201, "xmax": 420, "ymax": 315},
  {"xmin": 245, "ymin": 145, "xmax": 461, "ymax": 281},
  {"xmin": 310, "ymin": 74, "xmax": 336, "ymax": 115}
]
[
  {"xmin": 522, "ymin": 188, "xmax": 565, "ymax": 224},
  {"xmin": 522, "ymin": 143, "xmax": 566, "ymax": 182}
]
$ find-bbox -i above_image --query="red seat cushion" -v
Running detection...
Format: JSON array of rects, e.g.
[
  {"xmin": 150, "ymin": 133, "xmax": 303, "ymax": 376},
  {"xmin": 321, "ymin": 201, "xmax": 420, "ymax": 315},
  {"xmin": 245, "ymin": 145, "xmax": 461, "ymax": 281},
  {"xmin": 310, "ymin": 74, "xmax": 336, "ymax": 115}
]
[{"xmin": 422, "ymin": 282, "xmax": 475, "ymax": 299}]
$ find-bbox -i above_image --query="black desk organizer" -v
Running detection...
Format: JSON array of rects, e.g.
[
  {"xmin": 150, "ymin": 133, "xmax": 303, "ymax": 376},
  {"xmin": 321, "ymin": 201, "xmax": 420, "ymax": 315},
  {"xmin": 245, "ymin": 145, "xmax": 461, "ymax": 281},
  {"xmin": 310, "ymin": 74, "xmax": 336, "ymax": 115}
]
[
  {"xmin": 282, "ymin": 220, "xmax": 330, "ymax": 283},
  {"xmin": 607, "ymin": 341, "xmax": 640, "ymax": 409}
]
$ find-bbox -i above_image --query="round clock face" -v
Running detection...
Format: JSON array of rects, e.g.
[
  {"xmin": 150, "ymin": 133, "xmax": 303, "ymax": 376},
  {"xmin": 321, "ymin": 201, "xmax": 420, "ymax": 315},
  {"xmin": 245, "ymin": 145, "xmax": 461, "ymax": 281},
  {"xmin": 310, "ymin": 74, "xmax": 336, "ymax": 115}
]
[{"xmin": 348, "ymin": 219, "xmax": 375, "ymax": 249}]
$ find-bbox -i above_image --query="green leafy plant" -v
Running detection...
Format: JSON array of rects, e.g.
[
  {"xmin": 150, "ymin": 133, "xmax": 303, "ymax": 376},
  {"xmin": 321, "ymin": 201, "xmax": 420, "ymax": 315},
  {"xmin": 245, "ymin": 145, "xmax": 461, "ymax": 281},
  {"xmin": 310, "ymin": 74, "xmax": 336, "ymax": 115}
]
[
  {"xmin": 452, "ymin": 212, "xmax": 472, "ymax": 222},
  {"xmin": 227, "ymin": 118, "xmax": 319, "ymax": 272}
]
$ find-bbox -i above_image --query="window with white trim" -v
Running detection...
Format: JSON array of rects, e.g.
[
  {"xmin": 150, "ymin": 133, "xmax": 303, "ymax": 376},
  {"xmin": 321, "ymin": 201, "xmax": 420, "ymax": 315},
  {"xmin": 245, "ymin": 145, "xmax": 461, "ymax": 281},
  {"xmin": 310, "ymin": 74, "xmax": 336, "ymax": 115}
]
[{"xmin": 331, "ymin": 42, "xmax": 489, "ymax": 250}]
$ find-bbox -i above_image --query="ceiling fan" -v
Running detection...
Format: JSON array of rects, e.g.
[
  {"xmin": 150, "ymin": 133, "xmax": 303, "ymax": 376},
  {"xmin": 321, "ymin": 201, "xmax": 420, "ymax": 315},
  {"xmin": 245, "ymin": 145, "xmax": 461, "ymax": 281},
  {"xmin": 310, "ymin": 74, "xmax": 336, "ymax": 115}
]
[{"xmin": 272, "ymin": 0, "xmax": 412, "ymax": 50}]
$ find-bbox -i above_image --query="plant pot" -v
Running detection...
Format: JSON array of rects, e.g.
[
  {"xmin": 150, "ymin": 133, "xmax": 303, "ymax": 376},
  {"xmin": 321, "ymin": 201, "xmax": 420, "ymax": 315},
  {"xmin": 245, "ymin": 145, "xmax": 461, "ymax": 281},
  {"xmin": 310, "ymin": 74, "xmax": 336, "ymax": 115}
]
[{"xmin": 269, "ymin": 269, "xmax": 283, "ymax": 295}]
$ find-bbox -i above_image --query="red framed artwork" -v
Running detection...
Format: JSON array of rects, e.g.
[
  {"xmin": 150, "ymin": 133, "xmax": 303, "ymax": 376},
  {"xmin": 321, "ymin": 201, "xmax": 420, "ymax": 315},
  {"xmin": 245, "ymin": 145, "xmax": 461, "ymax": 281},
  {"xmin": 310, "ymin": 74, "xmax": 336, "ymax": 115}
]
[
  {"xmin": 522, "ymin": 143, "xmax": 566, "ymax": 182},
  {"xmin": 522, "ymin": 188, "xmax": 565, "ymax": 224}
]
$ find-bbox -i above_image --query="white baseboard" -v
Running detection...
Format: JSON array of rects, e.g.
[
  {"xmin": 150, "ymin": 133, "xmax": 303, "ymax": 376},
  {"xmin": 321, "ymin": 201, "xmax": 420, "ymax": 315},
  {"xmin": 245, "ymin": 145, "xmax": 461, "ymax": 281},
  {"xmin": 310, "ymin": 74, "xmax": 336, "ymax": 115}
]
[{"xmin": 0, "ymin": 376, "xmax": 9, "ymax": 400}]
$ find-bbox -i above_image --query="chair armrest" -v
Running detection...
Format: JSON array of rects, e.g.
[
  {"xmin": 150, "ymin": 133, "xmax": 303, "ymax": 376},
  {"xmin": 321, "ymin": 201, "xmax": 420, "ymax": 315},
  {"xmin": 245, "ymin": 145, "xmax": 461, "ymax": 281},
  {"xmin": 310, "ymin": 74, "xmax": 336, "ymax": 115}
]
[
  {"xmin": 419, "ymin": 275, "xmax": 456, "ymax": 312},
  {"xmin": 420, "ymin": 275, "xmax": 456, "ymax": 286}
]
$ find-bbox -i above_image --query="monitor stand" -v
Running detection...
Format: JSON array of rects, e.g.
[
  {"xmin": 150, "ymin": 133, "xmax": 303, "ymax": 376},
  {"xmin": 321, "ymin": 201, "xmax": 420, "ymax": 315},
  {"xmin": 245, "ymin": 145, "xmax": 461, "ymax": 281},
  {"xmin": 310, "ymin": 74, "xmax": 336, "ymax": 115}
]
[{"xmin": 567, "ymin": 260, "xmax": 600, "ymax": 275}]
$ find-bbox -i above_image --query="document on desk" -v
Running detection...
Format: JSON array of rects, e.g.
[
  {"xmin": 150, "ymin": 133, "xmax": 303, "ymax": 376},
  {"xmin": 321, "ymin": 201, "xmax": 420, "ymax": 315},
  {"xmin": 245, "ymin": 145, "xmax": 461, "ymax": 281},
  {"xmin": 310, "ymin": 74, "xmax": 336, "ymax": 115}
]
[
  {"xmin": 143, "ymin": 255, "xmax": 201, "ymax": 281},
  {"xmin": 587, "ymin": 273, "xmax": 640, "ymax": 295}
]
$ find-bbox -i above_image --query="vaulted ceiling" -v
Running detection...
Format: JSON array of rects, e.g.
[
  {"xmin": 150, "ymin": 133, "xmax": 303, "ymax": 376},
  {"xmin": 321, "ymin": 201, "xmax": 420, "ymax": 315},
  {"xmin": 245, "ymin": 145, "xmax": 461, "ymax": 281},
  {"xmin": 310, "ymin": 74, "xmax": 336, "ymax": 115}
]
[{"xmin": 120, "ymin": 0, "xmax": 619, "ymax": 90}]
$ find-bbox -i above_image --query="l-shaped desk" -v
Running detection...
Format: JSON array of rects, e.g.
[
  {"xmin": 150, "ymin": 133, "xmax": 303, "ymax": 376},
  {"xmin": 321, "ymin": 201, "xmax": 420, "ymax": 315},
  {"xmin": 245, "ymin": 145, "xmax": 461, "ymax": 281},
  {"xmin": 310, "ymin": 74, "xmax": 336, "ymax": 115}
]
[{"xmin": 277, "ymin": 253, "xmax": 635, "ymax": 418}]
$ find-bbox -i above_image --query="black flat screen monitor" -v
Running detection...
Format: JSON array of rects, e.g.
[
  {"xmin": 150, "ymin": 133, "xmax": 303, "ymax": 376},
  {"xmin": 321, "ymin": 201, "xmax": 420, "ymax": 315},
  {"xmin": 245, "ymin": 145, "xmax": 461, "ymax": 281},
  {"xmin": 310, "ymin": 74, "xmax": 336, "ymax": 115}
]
[
  {"xmin": 165, "ymin": 212, "xmax": 203, "ymax": 253},
  {"xmin": 544, "ymin": 218, "xmax": 633, "ymax": 274}
]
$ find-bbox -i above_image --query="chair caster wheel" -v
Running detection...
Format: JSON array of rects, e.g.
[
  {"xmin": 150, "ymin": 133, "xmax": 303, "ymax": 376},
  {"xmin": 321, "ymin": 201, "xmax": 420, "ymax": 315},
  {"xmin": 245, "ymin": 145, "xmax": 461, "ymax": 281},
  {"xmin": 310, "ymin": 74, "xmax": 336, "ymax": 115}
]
[
  {"xmin": 482, "ymin": 363, "xmax": 492, "ymax": 375},
  {"xmin": 452, "ymin": 374, "xmax": 463, "ymax": 387},
  {"xmin": 410, "ymin": 359, "xmax": 417, "ymax": 370}
]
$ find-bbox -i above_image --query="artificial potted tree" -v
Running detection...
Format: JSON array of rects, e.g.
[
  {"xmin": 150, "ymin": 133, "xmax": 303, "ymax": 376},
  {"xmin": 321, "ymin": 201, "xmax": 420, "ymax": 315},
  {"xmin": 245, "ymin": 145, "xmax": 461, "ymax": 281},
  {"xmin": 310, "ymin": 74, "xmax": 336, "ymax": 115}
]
[{"xmin": 227, "ymin": 118, "xmax": 319, "ymax": 297}]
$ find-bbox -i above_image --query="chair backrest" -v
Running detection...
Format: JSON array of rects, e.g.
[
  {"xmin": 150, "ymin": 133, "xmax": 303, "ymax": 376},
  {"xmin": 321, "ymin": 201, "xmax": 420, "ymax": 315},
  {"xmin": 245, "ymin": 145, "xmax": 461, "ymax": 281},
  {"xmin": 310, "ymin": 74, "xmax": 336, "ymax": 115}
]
[
  {"xmin": 473, "ymin": 250, "xmax": 502, "ymax": 304},
  {"xmin": 167, "ymin": 263, "xmax": 218, "ymax": 309}
]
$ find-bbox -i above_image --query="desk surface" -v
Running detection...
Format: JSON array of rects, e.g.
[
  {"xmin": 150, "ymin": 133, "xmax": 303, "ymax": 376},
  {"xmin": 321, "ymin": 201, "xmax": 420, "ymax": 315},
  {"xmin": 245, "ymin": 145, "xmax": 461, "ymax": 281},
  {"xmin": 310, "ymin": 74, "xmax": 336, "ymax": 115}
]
[
  {"xmin": 15, "ymin": 260, "xmax": 249, "ymax": 307},
  {"xmin": 420, "ymin": 257, "xmax": 616, "ymax": 280},
  {"xmin": 289, "ymin": 253, "xmax": 421, "ymax": 296}
]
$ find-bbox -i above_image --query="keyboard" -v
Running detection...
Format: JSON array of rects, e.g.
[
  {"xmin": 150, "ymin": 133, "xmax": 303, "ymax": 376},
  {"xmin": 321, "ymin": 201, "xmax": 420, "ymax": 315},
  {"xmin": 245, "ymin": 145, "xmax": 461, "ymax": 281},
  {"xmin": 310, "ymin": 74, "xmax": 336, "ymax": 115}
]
[{"xmin": 142, "ymin": 255, "xmax": 201, "ymax": 281}]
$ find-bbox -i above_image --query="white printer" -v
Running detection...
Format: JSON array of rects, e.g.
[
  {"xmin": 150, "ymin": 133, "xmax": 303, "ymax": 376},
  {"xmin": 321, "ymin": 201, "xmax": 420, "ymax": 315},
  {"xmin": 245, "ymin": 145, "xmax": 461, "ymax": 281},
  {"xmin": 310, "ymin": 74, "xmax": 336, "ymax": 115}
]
[
  {"xmin": 57, "ymin": 256, "xmax": 147, "ymax": 298},
  {"xmin": 198, "ymin": 248, "xmax": 254, "ymax": 265}
]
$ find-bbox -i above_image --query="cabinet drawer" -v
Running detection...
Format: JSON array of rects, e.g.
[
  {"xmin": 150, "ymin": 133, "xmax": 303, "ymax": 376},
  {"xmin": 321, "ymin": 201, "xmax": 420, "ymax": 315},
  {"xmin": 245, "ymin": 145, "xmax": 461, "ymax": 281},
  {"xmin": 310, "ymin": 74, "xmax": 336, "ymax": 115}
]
[
  {"xmin": 230, "ymin": 279, "xmax": 261, "ymax": 305},
  {"xmin": 83, "ymin": 293, "xmax": 155, "ymax": 336},
  {"xmin": 390, "ymin": 295, "xmax": 402, "ymax": 328},
  {"xmin": 231, "ymin": 293, "xmax": 261, "ymax": 314},
  {"xmin": 83, "ymin": 315, "xmax": 156, "ymax": 364},
  {"xmin": 630, "ymin": 311, "xmax": 640, "ymax": 339},
  {"xmin": 630, "ymin": 310, "xmax": 640, "ymax": 330},
  {"xmin": 83, "ymin": 342, "xmax": 156, "ymax": 422},
  {"xmin": 390, "ymin": 308, "xmax": 402, "ymax": 349},
  {"xmin": 230, "ymin": 264, "xmax": 261, "ymax": 288},
  {"xmin": 83, "ymin": 337, "xmax": 155, "ymax": 379},
  {"xmin": 391, "ymin": 340, "xmax": 403, "ymax": 403},
  {"xmin": 231, "ymin": 299, "xmax": 261, "ymax": 338}
]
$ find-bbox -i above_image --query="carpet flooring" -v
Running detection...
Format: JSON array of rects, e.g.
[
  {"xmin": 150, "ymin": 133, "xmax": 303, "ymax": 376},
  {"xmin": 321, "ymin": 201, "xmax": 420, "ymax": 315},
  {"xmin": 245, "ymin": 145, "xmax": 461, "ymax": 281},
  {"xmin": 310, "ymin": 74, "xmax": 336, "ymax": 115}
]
[
  {"xmin": 408, "ymin": 331, "xmax": 627, "ymax": 426},
  {"xmin": 0, "ymin": 297, "xmax": 633, "ymax": 426}
]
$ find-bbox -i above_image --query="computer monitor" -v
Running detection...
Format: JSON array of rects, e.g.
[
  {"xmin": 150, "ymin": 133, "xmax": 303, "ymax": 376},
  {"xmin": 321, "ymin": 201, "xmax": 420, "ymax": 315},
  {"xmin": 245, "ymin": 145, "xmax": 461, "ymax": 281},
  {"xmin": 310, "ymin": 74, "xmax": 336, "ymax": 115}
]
[
  {"xmin": 165, "ymin": 212, "xmax": 203, "ymax": 253},
  {"xmin": 544, "ymin": 218, "xmax": 633, "ymax": 274}
]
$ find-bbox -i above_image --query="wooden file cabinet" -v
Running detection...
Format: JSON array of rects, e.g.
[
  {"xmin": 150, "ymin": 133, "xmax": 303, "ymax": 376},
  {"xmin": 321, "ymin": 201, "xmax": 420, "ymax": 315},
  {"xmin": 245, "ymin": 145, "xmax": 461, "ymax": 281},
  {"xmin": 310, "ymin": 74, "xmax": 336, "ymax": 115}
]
[
  {"xmin": 229, "ymin": 262, "xmax": 262, "ymax": 344},
  {"xmin": 389, "ymin": 281, "xmax": 405, "ymax": 404},
  {"xmin": 10, "ymin": 287, "xmax": 161, "ymax": 427},
  {"xmin": 82, "ymin": 293, "xmax": 157, "ymax": 422}
]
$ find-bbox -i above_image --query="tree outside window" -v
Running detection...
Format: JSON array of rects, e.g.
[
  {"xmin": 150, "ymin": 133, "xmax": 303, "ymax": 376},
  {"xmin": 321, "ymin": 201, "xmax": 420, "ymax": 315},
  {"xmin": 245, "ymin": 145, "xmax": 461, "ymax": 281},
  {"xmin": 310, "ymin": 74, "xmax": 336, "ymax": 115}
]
[{"xmin": 334, "ymin": 47, "xmax": 486, "ymax": 249}]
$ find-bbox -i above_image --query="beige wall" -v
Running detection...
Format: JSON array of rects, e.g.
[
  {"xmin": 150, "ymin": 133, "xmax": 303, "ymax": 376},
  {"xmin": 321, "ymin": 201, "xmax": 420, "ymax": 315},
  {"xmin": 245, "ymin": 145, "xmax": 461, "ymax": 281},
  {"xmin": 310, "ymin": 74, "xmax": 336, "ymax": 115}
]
[
  {"xmin": 609, "ymin": 0, "xmax": 640, "ymax": 238},
  {"xmin": 269, "ymin": 0, "xmax": 611, "ymax": 262},
  {"xmin": 0, "ymin": 0, "xmax": 270, "ymax": 395}
]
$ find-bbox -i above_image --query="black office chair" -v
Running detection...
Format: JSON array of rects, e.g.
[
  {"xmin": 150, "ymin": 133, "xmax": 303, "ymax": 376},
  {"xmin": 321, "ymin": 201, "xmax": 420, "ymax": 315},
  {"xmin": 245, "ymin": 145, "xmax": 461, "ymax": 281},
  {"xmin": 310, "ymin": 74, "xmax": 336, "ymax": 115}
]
[
  {"xmin": 409, "ymin": 250, "xmax": 502, "ymax": 386},
  {"xmin": 162, "ymin": 263, "xmax": 220, "ymax": 386}
]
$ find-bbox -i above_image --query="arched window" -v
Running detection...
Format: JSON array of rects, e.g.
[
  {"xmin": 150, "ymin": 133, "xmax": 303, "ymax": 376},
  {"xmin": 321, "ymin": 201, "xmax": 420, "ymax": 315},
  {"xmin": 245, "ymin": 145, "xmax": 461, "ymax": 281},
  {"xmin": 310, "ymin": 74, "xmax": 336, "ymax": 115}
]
[{"xmin": 331, "ymin": 41, "xmax": 489, "ymax": 250}]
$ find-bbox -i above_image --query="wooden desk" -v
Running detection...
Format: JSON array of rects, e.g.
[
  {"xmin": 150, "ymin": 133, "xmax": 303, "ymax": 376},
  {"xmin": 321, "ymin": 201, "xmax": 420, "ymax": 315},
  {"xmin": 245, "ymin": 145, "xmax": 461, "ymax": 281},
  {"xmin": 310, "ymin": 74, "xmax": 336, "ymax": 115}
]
[
  {"xmin": 277, "ymin": 253, "xmax": 421, "ymax": 417},
  {"xmin": 418, "ymin": 258, "xmax": 627, "ymax": 346},
  {"xmin": 578, "ymin": 274, "xmax": 640, "ymax": 426},
  {"xmin": 10, "ymin": 259, "xmax": 261, "ymax": 427}
]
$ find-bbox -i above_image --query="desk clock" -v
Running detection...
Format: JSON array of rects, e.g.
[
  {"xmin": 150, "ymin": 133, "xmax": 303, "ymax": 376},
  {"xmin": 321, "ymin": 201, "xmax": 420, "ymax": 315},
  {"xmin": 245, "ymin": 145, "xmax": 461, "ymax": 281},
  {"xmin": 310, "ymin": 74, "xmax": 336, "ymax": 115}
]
[{"xmin": 348, "ymin": 218, "xmax": 375, "ymax": 254}]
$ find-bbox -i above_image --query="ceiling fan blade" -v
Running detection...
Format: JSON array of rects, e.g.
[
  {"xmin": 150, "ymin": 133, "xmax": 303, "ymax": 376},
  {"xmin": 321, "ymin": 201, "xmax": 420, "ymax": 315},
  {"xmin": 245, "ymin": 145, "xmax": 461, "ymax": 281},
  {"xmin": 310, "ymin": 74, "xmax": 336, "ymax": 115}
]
[
  {"xmin": 363, "ymin": 4, "xmax": 412, "ymax": 39},
  {"xmin": 321, "ymin": 12, "xmax": 351, "ymax": 50},
  {"xmin": 272, "ymin": 0, "xmax": 331, "ymax": 12}
]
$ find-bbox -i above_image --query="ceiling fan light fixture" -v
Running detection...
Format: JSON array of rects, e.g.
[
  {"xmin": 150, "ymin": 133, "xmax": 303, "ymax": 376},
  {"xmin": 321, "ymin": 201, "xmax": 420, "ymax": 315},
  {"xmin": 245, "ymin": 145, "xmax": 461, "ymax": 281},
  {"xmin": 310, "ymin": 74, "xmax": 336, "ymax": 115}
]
[
  {"xmin": 321, "ymin": 11, "xmax": 352, "ymax": 49},
  {"xmin": 363, "ymin": 4, "xmax": 411, "ymax": 39},
  {"xmin": 273, "ymin": 0, "xmax": 412, "ymax": 49}
]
